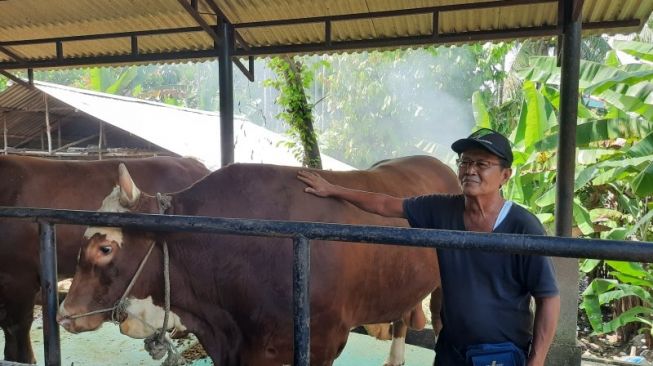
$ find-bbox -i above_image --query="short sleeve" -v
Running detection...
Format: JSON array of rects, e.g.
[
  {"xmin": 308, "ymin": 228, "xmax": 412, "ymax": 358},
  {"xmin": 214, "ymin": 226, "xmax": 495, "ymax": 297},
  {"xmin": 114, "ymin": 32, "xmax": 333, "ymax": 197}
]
[
  {"xmin": 402, "ymin": 194, "xmax": 464, "ymax": 229},
  {"xmin": 503, "ymin": 204, "xmax": 559, "ymax": 297},
  {"xmin": 523, "ymin": 255, "xmax": 559, "ymax": 297},
  {"xmin": 403, "ymin": 195, "xmax": 434, "ymax": 228}
]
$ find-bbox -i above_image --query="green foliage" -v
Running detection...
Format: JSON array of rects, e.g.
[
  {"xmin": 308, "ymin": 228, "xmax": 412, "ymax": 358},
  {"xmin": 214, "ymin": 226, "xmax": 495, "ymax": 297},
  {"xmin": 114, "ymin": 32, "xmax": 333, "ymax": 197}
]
[
  {"xmin": 495, "ymin": 43, "xmax": 653, "ymax": 338},
  {"xmin": 614, "ymin": 40, "xmax": 653, "ymax": 63},
  {"xmin": 264, "ymin": 56, "xmax": 322, "ymax": 168}
]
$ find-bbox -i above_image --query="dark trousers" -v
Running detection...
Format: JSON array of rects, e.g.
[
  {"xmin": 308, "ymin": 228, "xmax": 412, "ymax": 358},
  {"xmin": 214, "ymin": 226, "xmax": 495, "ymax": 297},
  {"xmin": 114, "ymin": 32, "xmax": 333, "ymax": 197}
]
[{"xmin": 433, "ymin": 340, "xmax": 466, "ymax": 366}]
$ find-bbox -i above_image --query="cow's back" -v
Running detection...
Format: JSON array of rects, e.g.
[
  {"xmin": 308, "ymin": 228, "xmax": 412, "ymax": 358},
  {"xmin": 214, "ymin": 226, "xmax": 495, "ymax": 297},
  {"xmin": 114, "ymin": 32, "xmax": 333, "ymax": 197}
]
[
  {"xmin": 0, "ymin": 155, "xmax": 209, "ymax": 274},
  {"xmin": 0, "ymin": 155, "xmax": 208, "ymax": 208},
  {"xmin": 175, "ymin": 156, "xmax": 459, "ymax": 334}
]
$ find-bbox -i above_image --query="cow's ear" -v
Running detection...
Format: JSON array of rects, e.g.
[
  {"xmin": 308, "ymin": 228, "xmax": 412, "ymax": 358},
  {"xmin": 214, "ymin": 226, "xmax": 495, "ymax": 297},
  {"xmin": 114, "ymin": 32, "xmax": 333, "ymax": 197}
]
[{"xmin": 118, "ymin": 163, "xmax": 141, "ymax": 207}]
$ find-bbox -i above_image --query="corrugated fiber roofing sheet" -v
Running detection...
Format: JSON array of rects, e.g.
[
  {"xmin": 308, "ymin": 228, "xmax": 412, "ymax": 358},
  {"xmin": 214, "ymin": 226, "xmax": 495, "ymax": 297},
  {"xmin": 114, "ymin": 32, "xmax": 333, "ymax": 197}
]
[{"xmin": 0, "ymin": 0, "xmax": 651, "ymax": 69}]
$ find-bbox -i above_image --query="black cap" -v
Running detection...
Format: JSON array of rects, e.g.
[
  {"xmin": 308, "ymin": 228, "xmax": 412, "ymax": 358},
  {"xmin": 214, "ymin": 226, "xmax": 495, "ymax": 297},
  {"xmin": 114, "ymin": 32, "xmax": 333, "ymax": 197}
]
[{"xmin": 451, "ymin": 128, "xmax": 513, "ymax": 166}]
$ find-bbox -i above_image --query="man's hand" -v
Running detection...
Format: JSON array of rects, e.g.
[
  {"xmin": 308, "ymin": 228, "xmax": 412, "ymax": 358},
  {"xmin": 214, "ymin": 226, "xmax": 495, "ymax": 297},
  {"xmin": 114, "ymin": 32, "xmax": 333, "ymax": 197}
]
[
  {"xmin": 297, "ymin": 170, "xmax": 405, "ymax": 218},
  {"xmin": 297, "ymin": 170, "xmax": 336, "ymax": 197}
]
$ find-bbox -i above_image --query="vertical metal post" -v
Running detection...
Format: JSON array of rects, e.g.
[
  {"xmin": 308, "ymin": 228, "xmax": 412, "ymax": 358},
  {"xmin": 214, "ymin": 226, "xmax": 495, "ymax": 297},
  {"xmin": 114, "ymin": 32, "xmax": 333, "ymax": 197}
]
[
  {"xmin": 293, "ymin": 235, "xmax": 310, "ymax": 366},
  {"xmin": 549, "ymin": 1, "xmax": 583, "ymax": 365},
  {"xmin": 218, "ymin": 19, "xmax": 235, "ymax": 167},
  {"xmin": 44, "ymin": 94, "xmax": 52, "ymax": 154},
  {"xmin": 3, "ymin": 112, "xmax": 7, "ymax": 155},
  {"xmin": 98, "ymin": 121, "xmax": 104, "ymax": 160},
  {"xmin": 39, "ymin": 221, "xmax": 61, "ymax": 366},
  {"xmin": 555, "ymin": 0, "xmax": 581, "ymax": 237}
]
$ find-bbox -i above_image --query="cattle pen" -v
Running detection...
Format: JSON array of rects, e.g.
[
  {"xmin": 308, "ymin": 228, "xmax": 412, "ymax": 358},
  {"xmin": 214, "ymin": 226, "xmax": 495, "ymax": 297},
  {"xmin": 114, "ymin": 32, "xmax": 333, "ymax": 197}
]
[
  {"xmin": 1, "ymin": 0, "xmax": 653, "ymax": 365},
  {"xmin": 0, "ymin": 206, "xmax": 652, "ymax": 366}
]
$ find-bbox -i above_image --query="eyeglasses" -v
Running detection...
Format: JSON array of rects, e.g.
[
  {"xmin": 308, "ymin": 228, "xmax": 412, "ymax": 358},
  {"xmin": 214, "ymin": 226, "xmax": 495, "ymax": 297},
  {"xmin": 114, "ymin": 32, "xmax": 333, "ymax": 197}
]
[{"xmin": 456, "ymin": 158, "xmax": 503, "ymax": 171}]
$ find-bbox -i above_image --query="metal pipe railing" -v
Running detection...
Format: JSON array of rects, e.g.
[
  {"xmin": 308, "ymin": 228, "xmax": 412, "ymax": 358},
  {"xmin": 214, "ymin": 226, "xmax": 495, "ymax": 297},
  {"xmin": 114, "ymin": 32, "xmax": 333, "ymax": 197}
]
[
  {"xmin": 38, "ymin": 222, "xmax": 60, "ymax": 366},
  {"xmin": 1, "ymin": 207, "xmax": 651, "ymax": 261},
  {"xmin": 1, "ymin": 206, "xmax": 652, "ymax": 366}
]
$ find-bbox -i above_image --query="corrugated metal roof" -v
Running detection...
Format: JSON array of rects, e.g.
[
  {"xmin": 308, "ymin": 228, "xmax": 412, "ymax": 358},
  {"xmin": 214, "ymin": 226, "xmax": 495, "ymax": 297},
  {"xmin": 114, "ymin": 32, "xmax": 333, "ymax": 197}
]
[
  {"xmin": 0, "ymin": 81, "xmax": 354, "ymax": 170},
  {"xmin": 0, "ymin": 84, "xmax": 75, "ymax": 145},
  {"xmin": 0, "ymin": 0, "xmax": 651, "ymax": 69}
]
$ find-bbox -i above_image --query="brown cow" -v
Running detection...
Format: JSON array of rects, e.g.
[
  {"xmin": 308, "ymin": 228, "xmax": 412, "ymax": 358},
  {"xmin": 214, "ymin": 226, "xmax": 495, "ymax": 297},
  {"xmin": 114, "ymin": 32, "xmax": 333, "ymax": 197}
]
[
  {"xmin": 0, "ymin": 155, "xmax": 209, "ymax": 364},
  {"xmin": 58, "ymin": 156, "xmax": 461, "ymax": 366}
]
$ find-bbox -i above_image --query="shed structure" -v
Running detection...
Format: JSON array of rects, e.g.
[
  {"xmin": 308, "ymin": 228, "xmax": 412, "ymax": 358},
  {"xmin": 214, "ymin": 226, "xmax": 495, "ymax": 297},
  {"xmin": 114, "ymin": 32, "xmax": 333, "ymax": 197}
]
[
  {"xmin": 0, "ymin": 81, "xmax": 353, "ymax": 170},
  {"xmin": 2, "ymin": 1, "xmax": 653, "ymax": 366}
]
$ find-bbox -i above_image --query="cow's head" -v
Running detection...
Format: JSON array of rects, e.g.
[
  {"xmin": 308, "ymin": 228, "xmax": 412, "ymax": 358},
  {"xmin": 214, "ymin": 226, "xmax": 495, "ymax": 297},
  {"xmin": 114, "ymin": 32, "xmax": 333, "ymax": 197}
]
[{"xmin": 58, "ymin": 164, "xmax": 186, "ymax": 338}]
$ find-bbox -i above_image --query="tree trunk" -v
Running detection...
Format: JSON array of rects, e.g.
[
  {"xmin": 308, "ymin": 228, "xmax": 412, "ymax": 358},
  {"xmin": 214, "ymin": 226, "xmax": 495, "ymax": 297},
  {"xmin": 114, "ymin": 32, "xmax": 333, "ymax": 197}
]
[{"xmin": 281, "ymin": 56, "xmax": 322, "ymax": 169}]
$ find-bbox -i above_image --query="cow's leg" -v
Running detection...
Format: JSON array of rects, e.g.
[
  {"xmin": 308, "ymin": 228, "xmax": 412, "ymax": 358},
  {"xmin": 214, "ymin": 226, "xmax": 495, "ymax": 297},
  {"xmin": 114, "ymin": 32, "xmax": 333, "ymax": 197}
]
[
  {"xmin": 384, "ymin": 303, "xmax": 427, "ymax": 366},
  {"xmin": 310, "ymin": 322, "xmax": 350, "ymax": 366},
  {"xmin": 383, "ymin": 320, "xmax": 407, "ymax": 366},
  {"xmin": 1, "ymin": 298, "xmax": 36, "ymax": 364},
  {"xmin": 1, "ymin": 268, "xmax": 38, "ymax": 364},
  {"xmin": 430, "ymin": 287, "xmax": 443, "ymax": 341},
  {"xmin": 195, "ymin": 308, "xmax": 243, "ymax": 366}
]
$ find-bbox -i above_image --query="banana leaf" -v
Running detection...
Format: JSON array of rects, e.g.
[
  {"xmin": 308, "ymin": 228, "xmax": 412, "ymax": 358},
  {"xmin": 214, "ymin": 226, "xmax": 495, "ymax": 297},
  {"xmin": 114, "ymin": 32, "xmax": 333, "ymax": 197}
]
[{"xmin": 613, "ymin": 40, "xmax": 653, "ymax": 63}]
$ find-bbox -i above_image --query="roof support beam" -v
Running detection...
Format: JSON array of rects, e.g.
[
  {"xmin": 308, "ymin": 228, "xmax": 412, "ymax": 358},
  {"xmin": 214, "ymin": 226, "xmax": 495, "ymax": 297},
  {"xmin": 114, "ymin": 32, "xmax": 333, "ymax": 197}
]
[
  {"xmin": 572, "ymin": 0, "xmax": 584, "ymax": 22},
  {"xmin": 232, "ymin": 19, "xmax": 639, "ymax": 57},
  {"xmin": 325, "ymin": 20, "xmax": 332, "ymax": 46},
  {"xmin": 0, "ymin": 70, "xmax": 30, "ymax": 87},
  {"xmin": 432, "ymin": 12, "xmax": 440, "ymax": 40},
  {"xmin": 0, "ymin": 44, "xmax": 26, "ymax": 64},
  {"xmin": 176, "ymin": 0, "xmax": 221, "ymax": 44},
  {"xmin": 233, "ymin": 57, "xmax": 254, "ymax": 82},
  {"xmin": 234, "ymin": 0, "xmax": 557, "ymax": 29},
  {"xmin": 131, "ymin": 36, "xmax": 139, "ymax": 56},
  {"xmin": 0, "ymin": 26, "xmax": 208, "ymax": 47},
  {"xmin": 0, "ymin": 15, "xmax": 640, "ymax": 69},
  {"xmin": 56, "ymin": 41, "xmax": 63, "ymax": 61},
  {"xmin": 202, "ymin": 0, "xmax": 251, "ymax": 51},
  {"xmin": 0, "ymin": 49, "xmax": 220, "ymax": 70},
  {"xmin": 177, "ymin": 0, "xmax": 254, "ymax": 81}
]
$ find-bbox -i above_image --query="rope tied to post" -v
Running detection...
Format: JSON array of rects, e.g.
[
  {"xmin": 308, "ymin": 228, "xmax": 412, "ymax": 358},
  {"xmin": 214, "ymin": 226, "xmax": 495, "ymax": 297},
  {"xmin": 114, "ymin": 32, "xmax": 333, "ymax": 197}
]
[{"xmin": 141, "ymin": 193, "xmax": 185, "ymax": 366}]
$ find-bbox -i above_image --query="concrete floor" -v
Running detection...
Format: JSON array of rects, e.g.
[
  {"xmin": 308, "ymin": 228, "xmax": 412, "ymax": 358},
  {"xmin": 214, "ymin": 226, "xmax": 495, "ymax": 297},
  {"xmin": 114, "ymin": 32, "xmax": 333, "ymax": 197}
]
[
  {"xmin": 0, "ymin": 309, "xmax": 639, "ymax": 365},
  {"xmin": 0, "ymin": 310, "xmax": 189, "ymax": 365},
  {"xmin": 1, "ymin": 312, "xmax": 433, "ymax": 366}
]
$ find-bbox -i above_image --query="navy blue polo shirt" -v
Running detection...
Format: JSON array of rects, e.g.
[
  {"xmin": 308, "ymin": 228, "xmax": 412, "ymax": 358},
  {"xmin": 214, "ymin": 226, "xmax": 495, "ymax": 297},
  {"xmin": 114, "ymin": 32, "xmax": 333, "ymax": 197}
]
[{"xmin": 403, "ymin": 194, "xmax": 559, "ymax": 357}]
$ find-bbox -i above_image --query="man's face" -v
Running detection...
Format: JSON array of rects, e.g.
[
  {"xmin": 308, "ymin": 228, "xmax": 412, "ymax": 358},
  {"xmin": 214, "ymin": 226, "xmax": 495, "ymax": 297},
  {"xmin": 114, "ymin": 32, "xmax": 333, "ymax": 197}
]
[{"xmin": 457, "ymin": 148, "xmax": 511, "ymax": 197}]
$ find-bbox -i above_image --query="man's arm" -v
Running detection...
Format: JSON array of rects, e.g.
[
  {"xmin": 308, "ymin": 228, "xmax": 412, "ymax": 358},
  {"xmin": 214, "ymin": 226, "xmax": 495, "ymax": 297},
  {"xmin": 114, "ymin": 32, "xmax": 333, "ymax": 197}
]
[
  {"xmin": 297, "ymin": 170, "xmax": 405, "ymax": 218},
  {"xmin": 528, "ymin": 295, "xmax": 560, "ymax": 366}
]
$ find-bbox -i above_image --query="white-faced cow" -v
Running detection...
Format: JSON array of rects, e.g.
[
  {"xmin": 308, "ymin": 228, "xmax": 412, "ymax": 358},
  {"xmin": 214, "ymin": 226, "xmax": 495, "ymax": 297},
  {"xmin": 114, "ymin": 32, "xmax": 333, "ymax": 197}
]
[
  {"xmin": 0, "ymin": 155, "xmax": 209, "ymax": 364},
  {"xmin": 59, "ymin": 156, "xmax": 460, "ymax": 366}
]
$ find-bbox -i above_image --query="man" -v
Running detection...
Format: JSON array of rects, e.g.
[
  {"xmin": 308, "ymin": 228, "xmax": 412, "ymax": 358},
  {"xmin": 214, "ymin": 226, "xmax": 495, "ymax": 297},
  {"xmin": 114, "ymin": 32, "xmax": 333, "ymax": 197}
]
[{"xmin": 297, "ymin": 128, "xmax": 560, "ymax": 366}]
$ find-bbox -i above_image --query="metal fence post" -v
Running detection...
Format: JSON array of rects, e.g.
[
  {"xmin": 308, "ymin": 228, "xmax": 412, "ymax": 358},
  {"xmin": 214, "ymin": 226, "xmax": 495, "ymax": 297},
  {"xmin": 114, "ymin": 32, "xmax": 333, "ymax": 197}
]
[
  {"xmin": 218, "ymin": 19, "xmax": 235, "ymax": 167},
  {"xmin": 39, "ymin": 221, "xmax": 61, "ymax": 366},
  {"xmin": 293, "ymin": 235, "xmax": 310, "ymax": 366}
]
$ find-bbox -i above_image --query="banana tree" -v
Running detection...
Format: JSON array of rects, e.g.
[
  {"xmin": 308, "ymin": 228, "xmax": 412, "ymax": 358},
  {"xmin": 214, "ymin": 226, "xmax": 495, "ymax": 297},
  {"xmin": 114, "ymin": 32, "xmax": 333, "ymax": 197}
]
[{"xmin": 473, "ymin": 41, "xmax": 653, "ymax": 339}]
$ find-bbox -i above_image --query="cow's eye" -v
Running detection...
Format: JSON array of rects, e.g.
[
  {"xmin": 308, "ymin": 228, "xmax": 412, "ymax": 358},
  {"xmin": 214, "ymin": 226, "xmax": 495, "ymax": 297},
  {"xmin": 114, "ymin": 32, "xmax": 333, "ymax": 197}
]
[{"xmin": 99, "ymin": 246, "xmax": 113, "ymax": 255}]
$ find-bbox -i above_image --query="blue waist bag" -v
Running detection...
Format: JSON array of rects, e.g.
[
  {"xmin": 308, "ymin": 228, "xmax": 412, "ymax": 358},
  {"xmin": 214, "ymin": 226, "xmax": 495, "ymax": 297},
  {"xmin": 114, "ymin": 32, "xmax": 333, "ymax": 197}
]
[{"xmin": 465, "ymin": 342, "xmax": 526, "ymax": 366}]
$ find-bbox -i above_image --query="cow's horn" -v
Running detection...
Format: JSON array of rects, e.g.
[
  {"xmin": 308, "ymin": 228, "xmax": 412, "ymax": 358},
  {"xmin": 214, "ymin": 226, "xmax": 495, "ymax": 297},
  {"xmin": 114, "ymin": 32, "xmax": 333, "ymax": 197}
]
[{"xmin": 118, "ymin": 163, "xmax": 141, "ymax": 207}]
